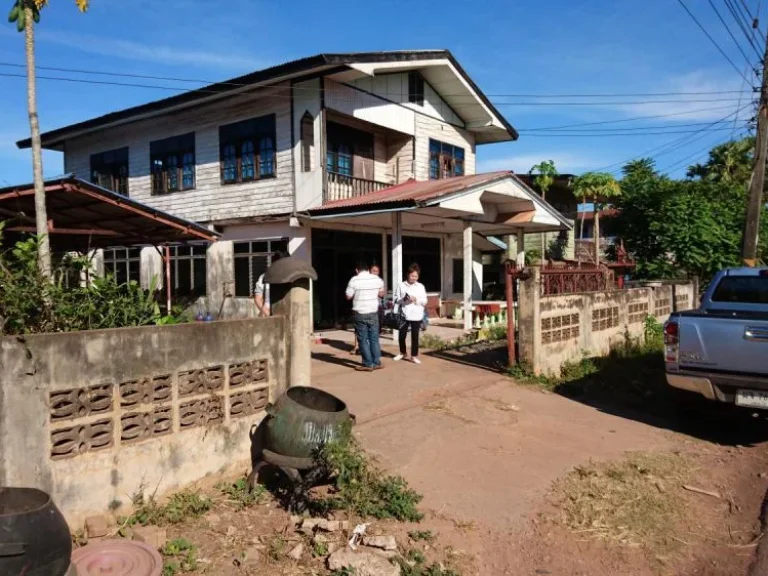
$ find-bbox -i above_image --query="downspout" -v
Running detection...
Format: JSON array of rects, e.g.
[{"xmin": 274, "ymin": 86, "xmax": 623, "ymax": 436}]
[{"xmin": 290, "ymin": 80, "xmax": 297, "ymax": 217}]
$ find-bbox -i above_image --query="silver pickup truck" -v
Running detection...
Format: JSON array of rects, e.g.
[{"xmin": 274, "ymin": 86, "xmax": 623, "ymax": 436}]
[{"xmin": 664, "ymin": 267, "xmax": 768, "ymax": 408}]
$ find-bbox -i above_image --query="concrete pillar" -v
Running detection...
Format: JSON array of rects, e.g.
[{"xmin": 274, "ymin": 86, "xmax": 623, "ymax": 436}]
[
  {"xmin": 518, "ymin": 266, "xmax": 541, "ymax": 373},
  {"xmin": 516, "ymin": 229, "xmax": 526, "ymax": 268},
  {"xmin": 140, "ymin": 247, "xmax": 164, "ymax": 291},
  {"xmin": 267, "ymin": 258, "xmax": 318, "ymax": 390},
  {"xmin": 463, "ymin": 221, "xmax": 473, "ymax": 331},
  {"xmin": 206, "ymin": 241, "xmax": 235, "ymax": 318},
  {"xmin": 392, "ymin": 212, "xmax": 403, "ymax": 340},
  {"xmin": 381, "ymin": 232, "xmax": 388, "ymax": 292}
]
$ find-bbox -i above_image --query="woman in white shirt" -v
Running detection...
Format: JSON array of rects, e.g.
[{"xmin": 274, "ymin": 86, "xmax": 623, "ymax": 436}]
[{"xmin": 393, "ymin": 263, "xmax": 428, "ymax": 364}]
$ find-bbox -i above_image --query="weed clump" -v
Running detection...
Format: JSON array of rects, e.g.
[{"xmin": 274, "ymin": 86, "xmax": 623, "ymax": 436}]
[
  {"xmin": 122, "ymin": 490, "xmax": 212, "ymax": 527},
  {"xmin": 396, "ymin": 548, "xmax": 461, "ymax": 576},
  {"xmin": 217, "ymin": 477, "xmax": 265, "ymax": 511},
  {"xmin": 161, "ymin": 538, "xmax": 198, "ymax": 575},
  {"xmin": 311, "ymin": 424, "xmax": 423, "ymax": 522}
]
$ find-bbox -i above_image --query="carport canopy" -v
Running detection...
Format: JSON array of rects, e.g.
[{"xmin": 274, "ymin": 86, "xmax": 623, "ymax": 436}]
[
  {"xmin": 0, "ymin": 174, "xmax": 218, "ymax": 252},
  {"xmin": 305, "ymin": 171, "xmax": 572, "ymax": 330}
]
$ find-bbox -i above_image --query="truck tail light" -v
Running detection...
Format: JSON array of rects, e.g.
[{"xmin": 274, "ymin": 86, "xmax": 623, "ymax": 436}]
[{"xmin": 664, "ymin": 321, "xmax": 679, "ymax": 363}]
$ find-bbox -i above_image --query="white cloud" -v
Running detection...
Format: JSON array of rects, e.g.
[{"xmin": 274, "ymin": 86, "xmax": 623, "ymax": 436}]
[
  {"xmin": 478, "ymin": 152, "xmax": 610, "ymax": 174},
  {"xmin": 38, "ymin": 30, "xmax": 263, "ymax": 71}
]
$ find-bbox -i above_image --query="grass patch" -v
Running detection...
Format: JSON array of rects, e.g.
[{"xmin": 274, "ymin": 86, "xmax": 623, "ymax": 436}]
[
  {"xmin": 396, "ymin": 548, "xmax": 461, "ymax": 576},
  {"xmin": 551, "ymin": 452, "xmax": 689, "ymax": 547},
  {"xmin": 216, "ymin": 477, "xmax": 265, "ymax": 511},
  {"xmin": 408, "ymin": 529, "xmax": 435, "ymax": 542},
  {"xmin": 312, "ymin": 540, "xmax": 329, "ymax": 557},
  {"xmin": 161, "ymin": 538, "xmax": 198, "ymax": 575},
  {"xmin": 310, "ymin": 423, "xmax": 423, "ymax": 522},
  {"xmin": 121, "ymin": 489, "xmax": 212, "ymax": 528},
  {"xmin": 267, "ymin": 533, "xmax": 287, "ymax": 561}
]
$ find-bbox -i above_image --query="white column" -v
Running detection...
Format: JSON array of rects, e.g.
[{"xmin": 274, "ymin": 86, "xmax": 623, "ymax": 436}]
[
  {"xmin": 463, "ymin": 221, "xmax": 473, "ymax": 331},
  {"xmin": 391, "ymin": 212, "xmax": 403, "ymax": 341},
  {"xmin": 516, "ymin": 229, "xmax": 526, "ymax": 268},
  {"xmin": 381, "ymin": 232, "xmax": 388, "ymax": 292}
]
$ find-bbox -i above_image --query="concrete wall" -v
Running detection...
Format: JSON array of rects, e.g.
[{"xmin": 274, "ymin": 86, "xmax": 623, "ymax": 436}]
[
  {"xmin": 0, "ymin": 318, "xmax": 286, "ymax": 525},
  {"xmin": 518, "ymin": 268, "xmax": 696, "ymax": 375}
]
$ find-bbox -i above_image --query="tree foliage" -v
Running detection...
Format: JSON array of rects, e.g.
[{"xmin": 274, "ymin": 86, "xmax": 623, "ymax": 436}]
[
  {"xmin": 612, "ymin": 137, "xmax": 768, "ymax": 282},
  {"xmin": 573, "ymin": 172, "xmax": 621, "ymax": 206},
  {"xmin": 7, "ymin": 0, "xmax": 88, "ymax": 28},
  {"xmin": 530, "ymin": 159, "xmax": 559, "ymax": 199}
]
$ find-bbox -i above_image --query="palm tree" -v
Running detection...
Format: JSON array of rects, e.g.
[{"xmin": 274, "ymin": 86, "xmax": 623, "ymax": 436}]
[
  {"xmin": 8, "ymin": 0, "xmax": 89, "ymax": 279},
  {"xmin": 530, "ymin": 160, "xmax": 558, "ymax": 261},
  {"xmin": 574, "ymin": 172, "xmax": 621, "ymax": 267}
]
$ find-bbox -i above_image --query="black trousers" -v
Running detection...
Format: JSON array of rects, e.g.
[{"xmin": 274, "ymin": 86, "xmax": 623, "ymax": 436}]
[{"xmin": 399, "ymin": 320, "xmax": 421, "ymax": 356}]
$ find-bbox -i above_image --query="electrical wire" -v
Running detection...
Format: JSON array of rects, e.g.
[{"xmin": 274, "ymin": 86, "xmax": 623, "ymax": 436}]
[
  {"xmin": 710, "ymin": 0, "xmax": 762, "ymax": 63},
  {"xmin": 0, "ymin": 61, "xmax": 756, "ymax": 100},
  {"xmin": 521, "ymin": 126, "xmax": 744, "ymax": 137},
  {"xmin": 724, "ymin": 0, "xmax": 764, "ymax": 57},
  {"xmin": 676, "ymin": 0, "xmax": 756, "ymax": 83},
  {"xmin": 730, "ymin": 0, "xmax": 765, "ymax": 50},
  {"xmin": 520, "ymin": 120, "xmax": 749, "ymax": 132}
]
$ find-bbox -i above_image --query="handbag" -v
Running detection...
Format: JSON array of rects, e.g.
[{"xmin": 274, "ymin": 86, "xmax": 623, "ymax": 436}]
[{"xmin": 383, "ymin": 303, "xmax": 406, "ymax": 330}]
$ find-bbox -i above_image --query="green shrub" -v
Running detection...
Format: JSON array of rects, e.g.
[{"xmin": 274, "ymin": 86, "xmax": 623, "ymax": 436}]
[
  {"xmin": 122, "ymin": 490, "xmax": 212, "ymax": 527},
  {"xmin": 311, "ymin": 424, "xmax": 423, "ymax": 522}
]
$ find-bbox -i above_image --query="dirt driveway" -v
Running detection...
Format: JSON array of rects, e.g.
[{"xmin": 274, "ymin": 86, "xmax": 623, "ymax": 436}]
[{"xmin": 313, "ymin": 338, "xmax": 768, "ymax": 575}]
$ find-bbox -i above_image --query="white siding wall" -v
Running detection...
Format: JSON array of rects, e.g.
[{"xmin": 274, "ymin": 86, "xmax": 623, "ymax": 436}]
[
  {"xmin": 413, "ymin": 115, "xmax": 476, "ymax": 181},
  {"xmin": 324, "ymin": 79, "xmax": 415, "ymax": 135},
  {"xmin": 292, "ymin": 78, "xmax": 324, "ymax": 212},
  {"xmin": 64, "ymin": 83, "xmax": 294, "ymax": 223}
]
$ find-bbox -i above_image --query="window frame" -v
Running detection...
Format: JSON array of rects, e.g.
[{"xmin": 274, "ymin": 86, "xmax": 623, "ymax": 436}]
[
  {"xmin": 219, "ymin": 114, "xmax": 277, "ymax": 185},
  {"xmin": 150, "ymin": 133, "xmax": 196, "ymax": 196},
  {"xmin": 168, "ymin": 243, "xmax": 208, "ymax": 299},
  {"xmin": 103, "ymin": 246, "xmax": 141, "ymax": 285},
  {"xmin": 90, "ymin": 147, "xmax": 129, "ymax": 196},
  {"xmin": 300, "ymin": 111, "xmax": 314, "ymax": 172},
  {"xmin": 408, "ymin": 71, "xmax": 425, "ymax": 106},
  {"xmin": 429, "ymin": 139, "xmax": 465, "ymax": 180},
  {"xmin": 232, "ymin": 238, "xmax": 289, "ymax": 298}
]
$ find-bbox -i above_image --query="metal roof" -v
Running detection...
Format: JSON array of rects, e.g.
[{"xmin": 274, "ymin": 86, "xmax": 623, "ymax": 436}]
[
  {"xmin": 0, "ymin": 175, "xmax": 218, "ymax": 251},
  {"xmin": 17, "ymin": 50, "xmax": 517, "ymax": 150},
  {"xmin": 309, "ymin": 172, "xmax": 514, "ymax": 214}
]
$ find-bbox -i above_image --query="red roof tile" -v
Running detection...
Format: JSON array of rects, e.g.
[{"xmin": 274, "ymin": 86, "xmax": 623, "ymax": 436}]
[{"xmin": 310, "ymin": 172, "xmax": 514, "ymax": 212}]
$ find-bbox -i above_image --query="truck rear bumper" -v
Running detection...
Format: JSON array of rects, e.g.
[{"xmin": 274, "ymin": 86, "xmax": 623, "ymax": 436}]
[
  {"xmin": 666, "ymin": 373, "xmax": 716, "ymax": 400},
  {"xmin": 666, "ymin": 368, "xmax": 768, "ymax": 403}
]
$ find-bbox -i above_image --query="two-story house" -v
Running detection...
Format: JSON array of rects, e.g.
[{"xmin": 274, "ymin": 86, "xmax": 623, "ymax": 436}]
[{"xmin": 18, "ymin": 50, "xmax": 570, "ymax": 330}]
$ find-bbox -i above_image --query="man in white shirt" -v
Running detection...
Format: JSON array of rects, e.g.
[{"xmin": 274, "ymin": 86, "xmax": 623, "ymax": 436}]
[{"xmin": 346, "ymin": 260, "xmax": 385, "ymax": 371}]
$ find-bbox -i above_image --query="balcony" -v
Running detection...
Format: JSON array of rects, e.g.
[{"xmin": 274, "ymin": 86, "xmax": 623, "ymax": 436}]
[{"xmin": 325, "ymin": 172, "xmax": 391, "ymax": 203}]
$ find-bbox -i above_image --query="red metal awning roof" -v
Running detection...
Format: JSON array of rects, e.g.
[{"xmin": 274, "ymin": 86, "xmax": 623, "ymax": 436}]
[
  {"xmin": 0, "ymin": 175, "xmax": 218, "ymax": 251},
  {"xmin": 308, "ymin": 172, "xmax": 514, "ymax": 214}
]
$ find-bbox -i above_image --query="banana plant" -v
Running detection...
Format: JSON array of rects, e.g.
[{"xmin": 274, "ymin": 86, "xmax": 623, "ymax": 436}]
[{"xmin": 7, "ymin": 0, "xmax": 89, "ymax": 281}]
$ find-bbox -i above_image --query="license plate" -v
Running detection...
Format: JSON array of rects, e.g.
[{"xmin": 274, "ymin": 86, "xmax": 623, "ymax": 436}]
[{"xmin": 736, "ymin": 389, "xmax": 768, "ymax": 409}]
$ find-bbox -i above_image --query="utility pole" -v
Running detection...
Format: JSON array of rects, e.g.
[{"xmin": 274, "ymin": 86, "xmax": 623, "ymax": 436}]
[{"xmin": 742, "ymin": 28, "xmax": 768, "ymax": 266}]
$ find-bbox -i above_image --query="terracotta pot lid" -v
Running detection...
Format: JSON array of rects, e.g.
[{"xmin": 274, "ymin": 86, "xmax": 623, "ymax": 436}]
[{"xmin": 71, "ymin": 540, "xmax": 163, "ymax": 576}]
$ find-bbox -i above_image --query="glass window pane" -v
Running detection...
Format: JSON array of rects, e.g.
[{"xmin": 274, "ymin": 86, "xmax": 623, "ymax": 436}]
[
  {"xmin": 242, "ymin": 140, "xmax": 255, "ymax": 181},
  {"xmin": 128, "ymin": 260, "xmax": 140, "ymax": 284},
  {"xmin": 182, "ymin": 152, "xmax": 195, "ymax": 189},
  {"xmin": 167, "ymin": 155, "xmax": 179, "ymax": 191},
  {"xmin": 429, "ymin": 157, "xmax": 439, "ymax": 180},
  {"xmin": 193, "ymin": 258, "xmax": 207, "ymax": 296},
  {"xmin": 233, "ymin": 242, "xmax": 250, "ymax": 254},
  {"xmin": 429, "ymin": 140, "xmax": 440, "ymax": 153},
  {"xmin": 250, "ymin": 241, "xmax": 269, "ymax": 253},
  {"xmin": 223, "ymin": 145, "xmax": 238, "ymax": 183},
  {"xmin": 175, "ymin": 259, "xmax": 192, "ymax": 295},
  {"xmin": 259, "ymin": 137, "xmax": 275, "ymax": 176},
  {"xmin": 234, "ymin": 257, "xmax": 251, "ymax": 297}
]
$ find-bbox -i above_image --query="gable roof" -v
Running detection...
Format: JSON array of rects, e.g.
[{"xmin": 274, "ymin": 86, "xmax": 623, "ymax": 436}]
[{"xmin": 17, "ymin": 50, "xmax": 517, "ymax": 151}]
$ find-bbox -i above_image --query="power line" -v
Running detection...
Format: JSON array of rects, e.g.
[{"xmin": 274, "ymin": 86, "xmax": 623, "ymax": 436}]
[
  {"xmin": 517, "ymin": 105, "xmax": 747, "ymax": 130},
  {"xmin": 732, "ymin": 0, "xmax": 765, "ymax": 48},
  {"xmin": 0, "ymin": 61, "xmax": 756, "ymax": 99},
  {"xmin": 520, "ymin": 119, "xmax": 750, "ymax": 132},
  {"xmin": 724, "ymin": 0, "xmax": 764, "ymax": 58},
  {"xmin": 659, "ymin": 130, "xmax": 747, "ymax": 173},
  {"xmin": 708, "ymin": 0, "xmax": 761, "ymax": 64},
  {"xmin": 676, "ymin": 0, "xmax": 756, "ymax": 83},
  {"xmin": 521, "ymin": 126, "xmax": 745, "ymax": 137}
]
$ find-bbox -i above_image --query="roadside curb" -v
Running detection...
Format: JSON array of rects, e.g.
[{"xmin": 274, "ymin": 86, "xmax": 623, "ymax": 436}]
[{"xmin": 748, "ymin": 485, "xmax": 768, "ymax": 575}]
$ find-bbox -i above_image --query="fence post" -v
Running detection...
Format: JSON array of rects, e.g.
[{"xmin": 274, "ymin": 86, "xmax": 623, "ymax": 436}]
[{"xmin": 518, "ymin": 266, "xmax": 541, "ymax": 373}]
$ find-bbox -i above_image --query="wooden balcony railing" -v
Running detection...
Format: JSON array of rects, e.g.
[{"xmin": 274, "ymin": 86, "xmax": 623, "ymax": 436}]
[{"xmin": 325, "ymin": 172, "xmax": 391, "ymax": 203}]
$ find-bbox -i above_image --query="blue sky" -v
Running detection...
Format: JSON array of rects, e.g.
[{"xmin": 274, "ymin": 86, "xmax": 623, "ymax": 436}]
[{"xmin": 0, "ymin": 0, "xmax": 760, "ymax": 185}]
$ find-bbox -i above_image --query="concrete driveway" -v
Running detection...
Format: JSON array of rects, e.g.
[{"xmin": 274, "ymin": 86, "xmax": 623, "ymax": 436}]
[{"xmin": 312, "ymin": 339, "xmax": 672, "ymax": 529}]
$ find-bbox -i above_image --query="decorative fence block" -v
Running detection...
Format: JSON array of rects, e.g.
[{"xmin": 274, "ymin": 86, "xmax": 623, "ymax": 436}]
[
  {"xmin": 49, "ymin": 384, "xmax": 113, "ymax": 422},
  {"xmin": 230, "ymin": 388, "xmax": 270, "ymax": 419},
  {"xmin": 654, "ymin": 297, "xmax": 671, "ymax": 317},
  {"xmin": 229, "ymin": 360, "xmax": 268, "ymax": 388},
  {"xmin": 542, "ymin": 313, "xmax": 580, "ymax": 344},
  {"xmin": 628, "ymin": 302, "xmax": 649, "ymax": 324},
  {"xmin": 48, "ymin": 359, "xmax": 269, "ymax": 460},
  {"xmin": 179, "ymin": 396, "xmax": 225, "ymax": 429},
  {"xmin": 50, "ymin": 419, "xmax": 114, "ymax": 460},
  {"xmin": 178, "ymin": 366, "xmax": 224, "ymax": 397},
  {"xmin": 119, "ymin": 374, "xmax": 172, "ymax": 408},
  {"xmin": 675, "ymin": 294, "xmax": 691, "ymax": 311},
  {"xmin": 120, "ymin": 407, "xmax": 173, "ymax": 444},
  {"xmin": 592, "ymin": 307, "xmax": 619, "ymax": 332}
]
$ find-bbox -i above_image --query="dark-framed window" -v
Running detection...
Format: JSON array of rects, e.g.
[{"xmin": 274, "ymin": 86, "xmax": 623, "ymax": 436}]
[
  {"xmin": 233, "ymin": 238, "xmax": 289, "ymax": 297},
  {"xmin": 91, "ymin": 147, "xmax": 129, "ymax": 196},
  {"xmin": 429, "ymin": 139, "xmax": 465, "ymax": 180},
  {"xmin": 326, "ymin": 122, "xmax": 373, "ymax": 178},
  {"xmin": 219, "ymin": 114, "xmax": 277, "ymax": 184},
  {"xmin": 301, "ymin": 111, "xmax": 314, "ymax": 172},
  {"xmin": 103, "ymin": 246, "xmax": 141, "ymax": 285},
  {"xmin": 169, "ymin": 244, "xmax": 208, "ymax": 299},
  {"xmin": 452, "ymin": 258, "xmax": 464, "ymax": 293},
  {"xmin": 150, "ymin": 133, "xmax": 195, "ymax": 195},
  {"xmin": 408, "ymin": 71, "xmax": 424, "ymax": 106}
]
